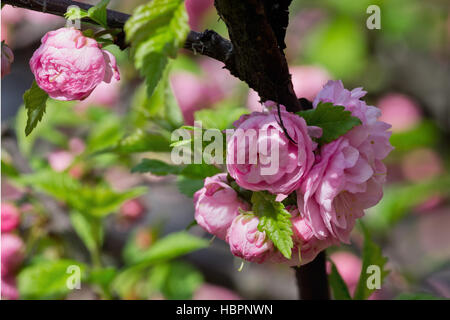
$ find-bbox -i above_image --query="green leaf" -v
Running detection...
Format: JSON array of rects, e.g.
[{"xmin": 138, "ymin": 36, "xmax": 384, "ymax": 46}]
[
  {"xmin": 70, "ymin": 211, "xmax": 103, "ymax": 254},
  {"xmin": 329, "ymin": 261, "xmax": 352, "ymax": 300},
  {"xmin": 115, "ymin": 129, "xmax": 171, "ymax": 153},
  {"xmin": 64, "ymin": 6, "xmax": 88, "ymax": 20},
  {"xmin": 353, "ymin": 223, "xmax": 390, "ymax": 300},
  {"xmin": 86, "ymin": 113, "xmax": 124, "ymax": 153},
  {"xmin": 176, "ymin": 176, "xmax": 204, "ymax": 198},
  {"xmin": 297, "ymin": 102, "xmax": 362, "ymax": 144},
  {"xmin": 180, "ymin": 164, "xmax": 221, "ymax": 179},
  {"xmin": 131, "ymin": 159, "xmax": 183, "ymax": 175},
  {"xmin": 18, "ymin": 170, "xmax": 147, "ymax": 218},
  {"xmin": 194, "ymin": 105, "xmax": 248, "ymax": 131},
  {"xmin": 18, "ymin": 260, "xmax": 86, "ymax": 299},
  {"xmin": 87, "ymin": 267, "xmax": 117, "ymax": 290},
  {"xmin": 23, "ymin": 81, "xmax": 49, "ymax": 136},
  {"xmin": 124, "ymin": 0, "xmax": 189, "ymax": 97},
  {"xmin": 87, "ymin": 0, "xmax": 110, "ymax": 28},
  {"xmin": 127, "ymin": 231, "xmax": 209, "ymax": 266},
  {"xmin": 149, "ymin": 262, "xmax": 203, "ymax": 300},
  {"xmin": 251, "ymin": 192, "xmax": 293, "ymax": 259}
]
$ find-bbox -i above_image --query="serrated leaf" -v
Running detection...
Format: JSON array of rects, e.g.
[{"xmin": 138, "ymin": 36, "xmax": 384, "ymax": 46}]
[
  {"xmin": 87, "ymin": 0, "xmax": 110, "ymax": 28},
  {"xmin": 18, "ymin": 260, "xmax": 86, "ymax": 299},
  {"xmin": 125, "ymin": 0, "xmax": 189, "ymax": 97},
  {"xmin": 23, "ymin": 81, "xmax": 49, "ymax": 136},
  {"xmin": 353, "ymin": 223, "xmax": 390, "ymax": 300},
  {"xmin": 251, "ymin": 192, "xmax": 293, "ymax": 259},
  {"xmin": 127, "ymin": 231, "xmax": 209, "ymax": 265},
  {"xmin": 329, "ymin": 261, "xmax": 352, "ymax": 300},
  {"xmin": 297, "ymin": 102, "xmax": 362, "ymax": 144}
]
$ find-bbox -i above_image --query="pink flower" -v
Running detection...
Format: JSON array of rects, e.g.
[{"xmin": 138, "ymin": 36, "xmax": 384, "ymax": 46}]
[
  {"xmin": 48, "ymin": 151, "xmax": 74, "ymax": 172},
  {"xmin": 401, "ymin": 148, "xmax": 443, "ymax": 182},
  {"xmin": 75, "ymin": 77, "xmax": 121, "ymax": 111},
  {"xmin": 185, "ymin": 0, "xmax": 214, "ymax": 30},
  {"xmin": 194, "ymin": 173, "xmax": 250, "ymax": 240},
  {"xmin": 1, "ymin": 202, "xmax": 20, "ymax": 233},
  {"xmin": 193, "ymin": 283, "xmax": 241, "ymax": 300},
  {"xmin": 1, "ymin": 42, "xmax": 14, "ymax": 78},
  {"xmin": 29, "ymin": 27, "xmax": 120, "ymax": 101},
  {"xmin": 1, "ymin": 275, "xmax": 19, "ymax": 300},
  {"xmin": 120, "ymin": 198, "xmax": 145, "ymax": 220},
  {"xmin": 378, "ymin": 93, "xmax": 421, "ymax": 133},
  {"xmin": 226, "ymin": 214, "xmax": 273, "ymax": 263},
  {"xmin": 1, "ymin": 233, "xmax": 24, "ymax": 276},
  {"xmin": 227, "ymin": 106, "xmax": 317, "ymax": 195},
  {"xmin": 298, "ymin": 80, "xmax": 393, "ymax": 242}
]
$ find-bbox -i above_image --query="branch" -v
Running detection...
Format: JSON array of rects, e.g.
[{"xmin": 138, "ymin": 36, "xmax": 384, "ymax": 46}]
[
  {"xmin": 4, "ymin": 0, "xmax": 301, "ymax": 112},
  {"xmin": 214, "ymin": 0, "xmax": 301, "ymax": 112},
  {"xmin": 293, "ymin": 251, "xmax": 330, "ymax": 300}
]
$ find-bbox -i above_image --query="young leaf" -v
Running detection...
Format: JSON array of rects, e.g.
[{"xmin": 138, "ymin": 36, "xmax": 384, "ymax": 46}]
[
  {"xmin": 124, "ymin": 0, "xmax": 189, "ymax": 97},
  {"xmin": 329, "ymin": 261, "xmax": 352, "ymax": 300},
  {"xmin": 115, "ymin": 130, "xmax": 172, "ymax": 153},
  {"xmin": 296, "ymin": 102, "xmax": 362, "ymax": 144},
  {"xmin": 126, "ymin": 231, "xmax": 209, "ymax": 265},
  {"xmin": 65, "ymin": 6, "xmax": 88, "ymax": 20},
  {"xmin": 87, "ymin": 0, "xmax": 110, "ymax": 28},
  {"xmin": 23, "ymin": 81, "xmax": 49, "ymax": 136},
  {"xmin": 18, "ymin": 260, "xmax": 86, "ymax": 299},
  {"xmin": 353, "ymin": 223, "xmax": 390, "ymax": 300},
  {"xmin": 251, "ymin": 192, "xmax": 293, "ymax": 259}
]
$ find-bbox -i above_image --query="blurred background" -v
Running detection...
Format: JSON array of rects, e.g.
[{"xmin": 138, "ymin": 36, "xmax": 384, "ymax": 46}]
[{"xmin": 1, "ymin": 0, "xmax": 449, "ymax": 300}]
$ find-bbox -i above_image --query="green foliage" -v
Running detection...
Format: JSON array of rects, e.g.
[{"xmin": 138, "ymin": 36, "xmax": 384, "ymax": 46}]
[
  {"xmin": 353, "ymin": 223, "xmax": 390, "ymax": 300},
  {"xmin": 251, "ymin": 192, "xmax": 293, "ymax": 259},
  {"xmin": 329, "ymin": 261, "xmax": 352, "ymax": 300},
  {"xmin": 23, "ymin": 81, "xmax": 49, "ymax": 136},
  {"xmin": 148, "ymin": 262, "xmax": 203, "ymax": 299},
  {"xmin": 303, "ymin": 16, "xmax": 367, "ymax": 80},
  {"xmin": 114, "ymin": 130, "xmax": 172, "ymax": 153},
  {"xmin": 176, "ymin": 176, "xmax": 205, "ymax": 198},
  {"xmin": 125, "ymin": 0, "xmax": 189, "ymax": 98},
  {"xmin": 18, "ymin": 260, "xmax": 86, "ymax": 299},
  {"xmin": 365, "ymin": 176, "xmax": 450, "ymax": 232},
  {"xmin": 297, "ymin": 102, "xmax": 361, "ymax": 144},
  {"xmin": 389, "ymin": 121, "xmax": 440, "ymax": 152},
  {"xmin": 194, "ymin": 105, "xmax": 248, "ymax": 131},
  {"xmin": 132, "ymin": 159, "xmax": 221, "ymax": 179},
  {"xmin": 70, "ymin": 211, "xmax": 104, "ymax": 255},
  {"xmin": 18, "ymin": 170, "xmax": 146, "ymax": 218},
  {"xmin": 124, "ymin": 231, "xmax": 209, "ymax": 266}
]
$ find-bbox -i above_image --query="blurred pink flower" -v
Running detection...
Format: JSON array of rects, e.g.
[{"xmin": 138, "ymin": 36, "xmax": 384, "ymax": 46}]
[
  {"xmin": 401, "ymin": 148, "xmax": 443, "ymax": 182},
  {"xmin": 30, "ymin": 27, "xmax": 120, "ymax": 101},
  {"xmin": 378, "ymin": 93, "xmax": 421, "ymax": 133},
  {"xmin": 185, "ymin": 0, "xmax": 214, "ymax": 30},
  {"xmin": 328, "ymin": 252, "xmax": 362, "ymax": 295},
  {"xmin": 194, "ymin": 173, "xmax": 249, "ymax": 240},
  {"xmin": 193, "ymin": 283, "xmax": 241, "ymax": 300},
  {"xmin": 1, "ymin": 42, "xmax": 14, "ymax": 78},
  {"xmin": 1, "ymin": 275, "xmax": 19, "ymax": 300},
  {"xmin": 48, "ymin": 151, "xmax": 74, "ymax": 172},
  {"xmin": 1, "ymin": 233, "xmax": 24, "ymax": 277},
  {"xmin": 247, "ymin": 65, "xmax": 331, "ymax": 111},
  {"xmin": 1, "ymin": 202, "xmax": 20, "ymax": 233},
  {"xmin": 120, "ymin": 198, "xmax": 145, "ymax": 221},
  {"xmin": 1, "ymin": 5, "xmax": 26, "ymax": 25}
]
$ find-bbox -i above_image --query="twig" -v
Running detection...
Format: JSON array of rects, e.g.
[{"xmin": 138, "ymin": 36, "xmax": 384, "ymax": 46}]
[{"xmin": 293, "ymin": 251, "xmax": 330, "ymax": 300}]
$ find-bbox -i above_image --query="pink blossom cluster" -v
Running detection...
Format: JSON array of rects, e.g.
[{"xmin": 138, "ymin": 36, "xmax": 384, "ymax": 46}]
[
  {"xmin": 1, "ymin": 202, "xmax": 25, "ymax": 299},
  {"xmin": 194, "ymin": 80, "xmax": 393, "ymax": 264}
]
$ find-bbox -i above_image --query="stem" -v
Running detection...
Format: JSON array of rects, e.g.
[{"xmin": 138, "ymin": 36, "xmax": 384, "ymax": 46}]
[{"xmin": 293, "ymin": 251, "xmax": 330, "ymax": 300}]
